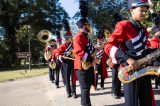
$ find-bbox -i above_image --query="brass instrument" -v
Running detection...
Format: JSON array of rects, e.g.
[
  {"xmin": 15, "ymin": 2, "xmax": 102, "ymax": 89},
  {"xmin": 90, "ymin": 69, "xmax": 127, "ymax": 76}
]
[
  {"xmin": 88, "ymin": 27, "xmax": 95, "ymax": 41},
  {"xmin": 118, "ymin": 48, "xmax": 160, "ymax": 83},
  {"xmin": 49, "ymin": 61, "xmax": 56, "ymax": 69},
  {"xmin": 95, "ymin": 58, "xmax": 101, "ymax": 64},
  {"xmin": 44, "ymin": 50, "xmax": 52, "ymax": 61},
  {"xmin": 82, "ymin": 61, "xmax": 93, "ymax": 70},
  {"xmin": 106, "ymin": 58, "xmax": 114, "ymax": 68},
  {"xmin": 62, "ymin": 56, "xmax": 75, "ymax": 60},
  {"xmin": 37, "ymin": 29, "xmax": 52, "ymax": 44},
  {"xmin": 118, "ymin": 66, "xmax": 160, "ymax": 84},
  {"xmin": 104, "ymin": 29, "xmax": 110, "ymax": 40},
  {"xmin": 82, "ymin": 47, "xmax": 102, "ymax": 70},
  {"xmin": 37, "ymin": 30, "xmax": 53, "ymax": 61}
]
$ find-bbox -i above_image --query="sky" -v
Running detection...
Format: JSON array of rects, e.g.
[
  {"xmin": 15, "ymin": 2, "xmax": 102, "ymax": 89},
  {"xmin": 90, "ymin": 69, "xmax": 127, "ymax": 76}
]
[{"xmin": 59, "ymin": 0, "xmax": 79, "ymax": 18}]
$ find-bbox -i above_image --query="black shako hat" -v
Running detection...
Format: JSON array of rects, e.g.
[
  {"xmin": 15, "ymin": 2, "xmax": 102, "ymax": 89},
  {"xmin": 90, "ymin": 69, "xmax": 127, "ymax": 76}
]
[
  {"xmin": 63, "ymin": 31, "xmax": 73, "ymax": 40},
  {"xmin": 50, "ymin": 39, "xmax": 56, "ymax": 42},
  {"xmin": 76, "ymin": 18, "xmax": 89, "ymax": 29}
]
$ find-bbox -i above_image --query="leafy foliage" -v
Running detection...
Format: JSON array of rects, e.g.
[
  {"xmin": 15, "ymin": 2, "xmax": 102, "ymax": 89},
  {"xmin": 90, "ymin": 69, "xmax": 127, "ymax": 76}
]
[{"xmin": 0, "ymin": 0, "xmax": 69, "ymax": 67}]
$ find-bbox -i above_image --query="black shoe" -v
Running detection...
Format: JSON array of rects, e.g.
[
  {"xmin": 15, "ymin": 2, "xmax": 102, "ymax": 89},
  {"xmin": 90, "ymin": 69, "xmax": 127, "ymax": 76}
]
[
  {"xmin": 73, "ymin": 94, "xmax": 77, "ymax": 98},
  {"xmin": 111, "ymin": 93, "xmax": 121, "ymax": 99},
  {"xmin": 155, "ymin": 85, "xmax": 158, "ymax": 89},
  {"xmin": 158, "ymin": 85, "xmax": 160, "ymax": 90},
  {"xmin": 56, "ymin": 85, "xmax": 60, "ymax": 88},
  {"xmin": 118, "ymin": 92, "xmax": 124, "ymax": 97},
  {"xmin": 101, "ymin": 87, "xmax": 104, "ymax": 90},
  {"xmin": 67, "ymin": 94, "xmax": 72, "ymax": 98}
]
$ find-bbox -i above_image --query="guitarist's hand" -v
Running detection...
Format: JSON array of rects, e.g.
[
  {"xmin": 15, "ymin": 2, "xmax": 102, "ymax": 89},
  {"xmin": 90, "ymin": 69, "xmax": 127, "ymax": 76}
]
[{"xmin": 126, "ymin": 58, "xmax": 138, "ymax": 70}]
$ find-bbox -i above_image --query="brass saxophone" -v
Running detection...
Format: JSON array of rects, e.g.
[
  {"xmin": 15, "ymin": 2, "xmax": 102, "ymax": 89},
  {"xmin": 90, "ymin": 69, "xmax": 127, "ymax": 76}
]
[
  {"xmin": 82, "ymin": 46, "xmax": 103, "ymax": 70},
  {"xmin": 118, "ymin": 48, "xmax": 160, "ymax": 83},
  {"xmin": 49, "ymin": 61, "xmax": 56, "ymax": 69}
]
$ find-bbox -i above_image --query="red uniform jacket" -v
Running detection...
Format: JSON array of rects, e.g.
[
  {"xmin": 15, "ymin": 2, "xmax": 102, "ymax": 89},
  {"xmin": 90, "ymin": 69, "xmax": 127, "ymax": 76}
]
[
  {"xmin": 150, "ymin": 36, "xmax": 159, "ymax": 106},
  {"xmin": 104, "ymin": 20, "xmax": 155, "ymax": 106},
  {"xmin": 101, "ymin": 52, "xmax": 108, "ymax": 79},
  {"xmin": 73, "ymin": 32, "xmax": 90, "ymax": 70},
  {"xmin": 51, "ymin": 48, "xmax": 59, "ymax": 61},
  {"xmin": 57, "ymin": 43, "xmax": 68, "ymax": 57},
  {"xmin": 57, "ymin": 42, "xmax": 78, "ymax": 83},
  {"xmin": 104, "ymin": 20, "xmax": 149, "ymax": 64},
  {"xmin": 150, "ymin": 36, "xmax": 160, "ymax": 48},
  {"xmin": 45, "ymin": 44, "xmax": 57, "ymax": 62}
]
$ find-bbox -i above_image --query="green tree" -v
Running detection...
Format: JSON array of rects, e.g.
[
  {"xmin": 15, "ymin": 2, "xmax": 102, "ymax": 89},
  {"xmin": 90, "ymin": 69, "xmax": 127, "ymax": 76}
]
[{"xmin": 0, "ymin": 0, "xmax": 69, "ymax": 67}]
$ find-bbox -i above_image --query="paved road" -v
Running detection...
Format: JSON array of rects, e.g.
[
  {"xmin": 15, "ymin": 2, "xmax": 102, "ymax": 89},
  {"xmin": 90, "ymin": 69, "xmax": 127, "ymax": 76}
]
[{"xmin": 0, "ymin": 70, "xmax": 160, "ymax": 106}]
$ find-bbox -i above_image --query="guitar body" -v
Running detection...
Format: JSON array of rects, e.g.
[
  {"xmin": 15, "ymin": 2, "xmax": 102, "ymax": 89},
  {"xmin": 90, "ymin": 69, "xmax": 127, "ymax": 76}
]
[{"xmin": 118, "ymin": 66, "xmax": 160, "ymax": 83}]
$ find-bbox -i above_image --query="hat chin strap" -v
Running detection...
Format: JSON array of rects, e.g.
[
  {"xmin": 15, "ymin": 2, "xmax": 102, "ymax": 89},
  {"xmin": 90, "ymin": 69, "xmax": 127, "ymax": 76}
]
[
  {"xmin": 80, "ymin": 28, "xmax": 88, "ymax": 35},
  {"xmin": 84, "ymin": 27, "xmax": 90, "ymax": 33}
]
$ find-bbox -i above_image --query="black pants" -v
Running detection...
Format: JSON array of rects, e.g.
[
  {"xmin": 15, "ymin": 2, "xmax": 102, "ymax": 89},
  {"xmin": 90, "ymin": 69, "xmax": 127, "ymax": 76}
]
[
  {"xmin": 55, "ymin": 59, "xmax": 61, "ymax": 86},
  {"xmin": 111, "ymin": 64, "xmax": 121, "ymax": 95},
  {"xmin": 155, "ymin": 76, "xmax": 160, "ymax": 86},
  {"xmin": 95, "ymin": 63, "xmax": 104, "ymax": 88},
  {"xmin": 76, "ymin": 67, "xmax": 94, "ymax": 106},
  {"xmin": 60, "ymin": 64, "xmax": 66, "ymax": 85},
  {"xmin": 62, "ymin": 59, "xmax": 75, "ymax": 95},
  {"xmin": 49, "ymin": 66, "xmax": 55, "ymax": 81},
  {"xmin": 153, "ymin": 60, "xmax": 160, "ymax": 86},
  {"xmin": 124, "ymin": 76, "xmax": 152, "ymax": 106}
]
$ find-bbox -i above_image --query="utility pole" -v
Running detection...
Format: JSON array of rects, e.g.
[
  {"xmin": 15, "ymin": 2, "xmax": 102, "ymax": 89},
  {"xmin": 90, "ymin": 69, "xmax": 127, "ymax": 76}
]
[
  {"xmin": 27, "ymin": 2, "xmax": 31, "ymax": 70},
  {"xmin": 28, "ymin": 25, "xmax": 31, "ymax": 70}
]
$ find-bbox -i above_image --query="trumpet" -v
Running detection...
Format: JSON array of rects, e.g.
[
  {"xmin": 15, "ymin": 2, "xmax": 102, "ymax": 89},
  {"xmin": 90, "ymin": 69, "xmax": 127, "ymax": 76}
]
[{"xmin": 37, "ymin": 29, "xmax": 52, "ymax": 44}]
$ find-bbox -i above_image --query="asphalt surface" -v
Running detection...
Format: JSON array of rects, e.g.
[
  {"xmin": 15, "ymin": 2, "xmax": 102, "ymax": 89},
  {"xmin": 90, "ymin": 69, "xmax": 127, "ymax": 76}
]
[{"xmin": 0, "ymin": 70, "xmax": 159, "ymax": 106}]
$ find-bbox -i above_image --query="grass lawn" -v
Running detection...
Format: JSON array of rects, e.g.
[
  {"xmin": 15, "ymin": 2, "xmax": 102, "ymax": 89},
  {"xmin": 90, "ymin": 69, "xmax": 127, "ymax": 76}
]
[{"xmin": 0, "ymin": 66, "xmax": 49, "ymax": 82}]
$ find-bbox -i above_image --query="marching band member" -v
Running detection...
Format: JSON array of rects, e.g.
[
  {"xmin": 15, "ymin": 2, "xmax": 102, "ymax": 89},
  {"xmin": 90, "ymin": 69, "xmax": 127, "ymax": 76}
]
[
  {"xmin": 57, "ymin": 19, "xmax": 76, "ymax": 98},
  {"xmin": 110, "ymin": 64, "xmax": 124, "ymax": 99},
  {"xmin": 111, "ymin": 13, "xmax": 125, "ymax": 99},
  {"xmin": 55, "ymin": 30, "xmax": 66, "ymax": 85},
  {"xmin": 51, "ymin": 47, "xmax": 61, "ymax": 88},
  {"xmin": 73, "ymin": 1, "xmax": 98, "ymax": 105},
  {"xmin": 104, "ymin": 0, "xmax": 155, "ymax": 106},
  {"xmin": 45, "ymin": 39, "xmax": 57, "ymax": 83},
  {"xmin": 94, "ymin": 29, "xmax": 108, "ymax": 90},
  {"xmin": 74, "ymin": 17, "xmax": 95, "ymax": 106},
  {"xmin": 150, "ymin": 21, "xmax": 160, "ymax": 90}
]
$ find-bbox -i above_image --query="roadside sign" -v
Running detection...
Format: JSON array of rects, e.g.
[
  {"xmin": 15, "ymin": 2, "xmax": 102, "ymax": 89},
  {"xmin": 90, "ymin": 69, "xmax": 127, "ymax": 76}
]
[{"xmin": 17, "ymin": 52, "xmax": 31, "ymax": 58}]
